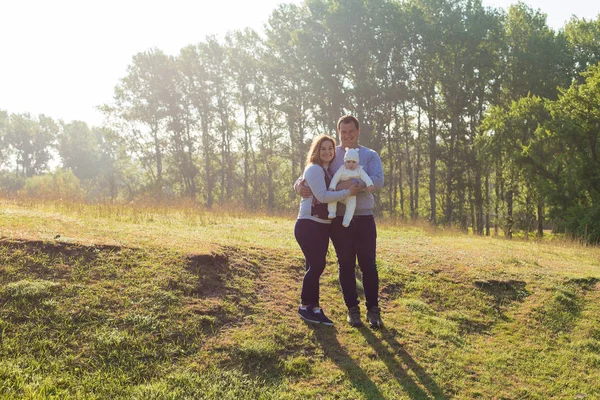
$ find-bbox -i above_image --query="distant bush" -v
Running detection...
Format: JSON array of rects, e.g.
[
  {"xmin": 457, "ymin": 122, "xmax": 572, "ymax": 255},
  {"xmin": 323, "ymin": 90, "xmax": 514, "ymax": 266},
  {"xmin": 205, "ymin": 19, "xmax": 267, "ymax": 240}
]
[
  {"xmin": 19, "ymin": 168, "xmax": 84, "ymax": 201},
  {"xmin": 0, "ymin": 172, "xmax": 25, "ymax": 194},
  {"xmin": 561, "ymin": 202, "xmax": 600, "ymax": 245}
]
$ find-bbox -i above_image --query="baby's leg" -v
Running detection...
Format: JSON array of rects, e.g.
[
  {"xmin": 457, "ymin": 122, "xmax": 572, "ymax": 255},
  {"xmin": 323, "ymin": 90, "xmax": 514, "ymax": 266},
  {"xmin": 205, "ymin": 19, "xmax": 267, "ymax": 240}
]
[
  {"xmin": 342, "ymin": 196, "xmax": 356, "ymax": 227},
  {"xmin": 328, "ymin": 201, "xmax": 337, "ymax": 219}
]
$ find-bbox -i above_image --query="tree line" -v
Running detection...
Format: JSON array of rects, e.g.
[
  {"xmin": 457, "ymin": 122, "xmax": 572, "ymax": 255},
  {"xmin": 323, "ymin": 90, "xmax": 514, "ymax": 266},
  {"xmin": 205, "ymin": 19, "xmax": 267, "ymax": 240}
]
[{"xmin": 1, "ymin": 0, "xmax": 600, "ymax": 242}]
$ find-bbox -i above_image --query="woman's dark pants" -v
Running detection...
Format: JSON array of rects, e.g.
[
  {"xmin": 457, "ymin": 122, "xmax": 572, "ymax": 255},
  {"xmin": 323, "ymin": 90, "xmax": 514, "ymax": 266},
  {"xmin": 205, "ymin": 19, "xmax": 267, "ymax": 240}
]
[{"xmin": 294, "ymin": 219, "xmax": 330, "ymax": 308}]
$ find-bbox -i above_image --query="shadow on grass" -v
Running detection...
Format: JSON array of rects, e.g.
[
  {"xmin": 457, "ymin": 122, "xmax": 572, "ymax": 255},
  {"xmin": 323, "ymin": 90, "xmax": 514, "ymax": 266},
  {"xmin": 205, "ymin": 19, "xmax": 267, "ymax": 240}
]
[
  {"xmin": 309, "ymin": 325, "xmax": 385, "ymax": 400},
  {"xmin": 474, "ymin": 279, "xmax": 530, "ymax": 318},
  {"xmin": 360, "ymin": 328, "xmax": 449, "ymax": 400}
]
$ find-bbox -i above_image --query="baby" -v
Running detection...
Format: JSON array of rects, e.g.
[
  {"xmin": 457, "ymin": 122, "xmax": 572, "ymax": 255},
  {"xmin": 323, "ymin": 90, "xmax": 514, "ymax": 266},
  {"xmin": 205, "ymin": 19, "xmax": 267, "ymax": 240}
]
[{"xmin": 328, "ymin": 147, "xmax": 374, "ymax": 227}]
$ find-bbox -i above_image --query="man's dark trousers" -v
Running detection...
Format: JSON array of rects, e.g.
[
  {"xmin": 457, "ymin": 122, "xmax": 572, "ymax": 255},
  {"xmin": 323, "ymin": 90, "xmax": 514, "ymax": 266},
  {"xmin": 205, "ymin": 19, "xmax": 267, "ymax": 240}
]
[{"xmin": 330, "ymin": 215, "xmax": 379, "ymax": 310}]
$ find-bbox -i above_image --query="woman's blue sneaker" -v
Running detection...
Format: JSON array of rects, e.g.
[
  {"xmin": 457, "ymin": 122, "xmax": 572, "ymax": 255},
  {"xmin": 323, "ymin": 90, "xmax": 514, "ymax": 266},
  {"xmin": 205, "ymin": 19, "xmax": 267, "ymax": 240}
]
[
  {"xmin": 313, "ymin": 308, "xmax": 334, "ymax": 326},
  {"xmin": 298, "ymin": 307, "xmax": 321, "ymax": 324},
  {"xmin": 298, "ymin": 307, "xmax": 334, "ymax": 326}
]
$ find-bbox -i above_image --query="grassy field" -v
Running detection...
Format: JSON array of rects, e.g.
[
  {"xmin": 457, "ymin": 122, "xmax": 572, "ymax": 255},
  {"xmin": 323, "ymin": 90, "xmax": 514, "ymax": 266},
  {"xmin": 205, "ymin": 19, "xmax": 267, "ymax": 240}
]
[{"xmin": 1, "ymin": 198, "xmax": 600, "ymax": 399}]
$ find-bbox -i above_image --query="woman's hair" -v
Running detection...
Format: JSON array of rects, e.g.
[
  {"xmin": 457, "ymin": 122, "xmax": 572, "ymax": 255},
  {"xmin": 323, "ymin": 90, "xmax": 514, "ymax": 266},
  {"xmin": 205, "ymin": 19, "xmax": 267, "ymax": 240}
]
[{"xmin": 306, "ymin": 134, "xmax": 336, "ymax": 166}]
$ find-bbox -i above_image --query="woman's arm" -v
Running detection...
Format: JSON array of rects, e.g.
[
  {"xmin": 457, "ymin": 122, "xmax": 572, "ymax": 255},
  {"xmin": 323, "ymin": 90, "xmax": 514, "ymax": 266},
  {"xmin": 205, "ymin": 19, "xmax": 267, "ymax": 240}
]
[
  {"xmin": 329, "ymin": 168, "xmax": 344, "ymax": 190},
  {"xmin": 304, "ymin": 165, "xmax": 350, "ymax": 203}
]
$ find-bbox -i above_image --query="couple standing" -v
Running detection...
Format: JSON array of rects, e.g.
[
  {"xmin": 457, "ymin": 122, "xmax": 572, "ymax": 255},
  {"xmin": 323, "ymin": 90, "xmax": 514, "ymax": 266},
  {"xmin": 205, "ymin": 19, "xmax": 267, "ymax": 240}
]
[{"xmin": 294, "ymin": 115, "xmax": 384, "ymax": 328}]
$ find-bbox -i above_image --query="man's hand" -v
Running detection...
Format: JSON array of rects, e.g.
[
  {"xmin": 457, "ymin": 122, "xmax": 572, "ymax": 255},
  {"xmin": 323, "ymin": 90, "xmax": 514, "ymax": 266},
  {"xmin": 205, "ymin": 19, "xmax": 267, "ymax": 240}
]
[
  {"xmin": 297, "ymin": 179, "xmax": 313, "ymax": 198},
  {"xmin": 336, "ymin": 180, "xmax": 366, "ymax": 191},
  {"xmin": 348, "ymin": 182, "xmax": 361, "ymax": 196}
]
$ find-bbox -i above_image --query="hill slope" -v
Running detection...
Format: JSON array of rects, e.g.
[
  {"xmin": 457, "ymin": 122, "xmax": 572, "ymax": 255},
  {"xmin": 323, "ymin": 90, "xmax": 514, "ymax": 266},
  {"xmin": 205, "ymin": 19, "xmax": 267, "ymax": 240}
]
[{"xmin": 1, "ymin": 200, "xmax": 600, "ymax": 399}]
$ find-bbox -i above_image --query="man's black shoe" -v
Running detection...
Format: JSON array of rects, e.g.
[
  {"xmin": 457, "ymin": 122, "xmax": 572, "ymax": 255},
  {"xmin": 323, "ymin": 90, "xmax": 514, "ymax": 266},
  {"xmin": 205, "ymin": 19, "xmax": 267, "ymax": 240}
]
[
  {"xmin": 347, "ymin": 305, "xmax": 364, "ymax": 327},
  {"xmin": 366, "ymin": 306, "xmax": 383, "ymax": 329}
]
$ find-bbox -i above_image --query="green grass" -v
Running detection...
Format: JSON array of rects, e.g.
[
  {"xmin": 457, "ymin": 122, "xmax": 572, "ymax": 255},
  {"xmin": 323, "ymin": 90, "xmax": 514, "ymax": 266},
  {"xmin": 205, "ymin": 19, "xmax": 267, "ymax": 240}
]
[{"xmin": 1, "ymin": 198, "xmax": 600, "ymax": 399}]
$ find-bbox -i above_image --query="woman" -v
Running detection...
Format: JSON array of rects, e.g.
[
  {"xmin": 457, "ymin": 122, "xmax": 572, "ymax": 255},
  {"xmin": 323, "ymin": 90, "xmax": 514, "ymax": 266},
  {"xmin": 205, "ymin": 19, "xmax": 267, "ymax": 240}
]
[{"xmin": 295, "ymin": 134, "xmax": 359, "ymax": 325}]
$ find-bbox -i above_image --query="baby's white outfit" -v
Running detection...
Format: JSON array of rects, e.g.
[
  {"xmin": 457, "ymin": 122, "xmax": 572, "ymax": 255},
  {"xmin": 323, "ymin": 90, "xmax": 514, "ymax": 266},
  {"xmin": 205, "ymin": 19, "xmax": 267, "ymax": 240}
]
[{"xmin": 328, "ymin": 148, "xmax": 374, "ymax": 227}]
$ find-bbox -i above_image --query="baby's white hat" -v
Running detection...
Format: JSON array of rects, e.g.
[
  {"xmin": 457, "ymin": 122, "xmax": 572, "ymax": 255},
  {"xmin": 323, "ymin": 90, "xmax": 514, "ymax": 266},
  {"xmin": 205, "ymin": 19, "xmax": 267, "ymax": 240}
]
[{"xmin": 344, "ymin": 147, "xmax": 359, "ymax": 163}]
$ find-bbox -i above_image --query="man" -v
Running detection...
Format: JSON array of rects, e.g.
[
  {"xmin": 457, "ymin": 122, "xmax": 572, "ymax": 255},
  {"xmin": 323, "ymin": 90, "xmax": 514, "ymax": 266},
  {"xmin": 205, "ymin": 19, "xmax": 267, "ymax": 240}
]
[{"xmin": 296, "ymin": 115, "xmax": 384, "ymax": 328}]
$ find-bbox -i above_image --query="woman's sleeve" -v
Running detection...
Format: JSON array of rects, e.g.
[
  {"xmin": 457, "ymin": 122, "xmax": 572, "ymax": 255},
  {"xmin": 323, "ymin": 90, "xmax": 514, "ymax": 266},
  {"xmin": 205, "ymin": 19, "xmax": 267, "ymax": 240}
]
[
  {"xmin": 304, "ymin": 166, "xmax": 349, "ymax": 203},
  {"xmin": 329, "ymin": 168, "xmax": 343, "ymax": 190}
]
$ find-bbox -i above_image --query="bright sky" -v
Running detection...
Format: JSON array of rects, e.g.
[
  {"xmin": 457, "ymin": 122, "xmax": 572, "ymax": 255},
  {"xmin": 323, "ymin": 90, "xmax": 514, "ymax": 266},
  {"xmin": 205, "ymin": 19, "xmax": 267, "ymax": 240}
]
[{"xmin": 1, "ymin": 0, "xmax": 599, "ymax": 128}]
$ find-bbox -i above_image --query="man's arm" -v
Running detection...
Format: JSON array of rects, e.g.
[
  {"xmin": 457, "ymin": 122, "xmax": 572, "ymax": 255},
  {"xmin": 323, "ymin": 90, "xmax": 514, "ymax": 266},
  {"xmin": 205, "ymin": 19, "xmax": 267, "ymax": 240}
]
[
  {"xmin": 365, "ymin": 151, "xmax": 384, "ymax": 190},
  {"xmin": 294, "ymin": 175, "xmax": 312, "ymax": 198}
]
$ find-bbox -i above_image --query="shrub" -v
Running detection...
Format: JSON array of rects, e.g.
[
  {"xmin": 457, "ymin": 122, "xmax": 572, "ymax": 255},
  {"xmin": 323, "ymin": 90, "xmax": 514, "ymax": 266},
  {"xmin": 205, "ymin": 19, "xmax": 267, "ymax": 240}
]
[
  {"xmin": 19, "ymin": 169, "xmax": 84, "ymax": 201},
  {"xmin": 0, "ymin": 172, "xmax": 25, "ymax": 194},
  {"xmin": 561, "ymin": 202, "xmax": 600, "ymax": 245}
]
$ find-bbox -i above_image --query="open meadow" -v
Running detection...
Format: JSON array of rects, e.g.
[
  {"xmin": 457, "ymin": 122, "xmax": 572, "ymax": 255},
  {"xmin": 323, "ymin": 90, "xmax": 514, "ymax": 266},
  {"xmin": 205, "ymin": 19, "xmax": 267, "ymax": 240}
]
[{"xmin": 1, "ymin": 198, "xmax": 600, "ymax": 399}]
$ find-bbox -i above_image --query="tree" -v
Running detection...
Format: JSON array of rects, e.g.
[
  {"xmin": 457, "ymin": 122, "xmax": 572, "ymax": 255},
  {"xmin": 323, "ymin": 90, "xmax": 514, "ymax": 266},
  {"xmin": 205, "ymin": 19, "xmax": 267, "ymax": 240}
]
[
  {"xmin": 226, "ymin": 29, "xmax": 263, "ymax": 207},
  {"xmin": 481, "ymin": 95, "xmax": 552, "ymax": 238},
  {"xmin": 406, "ymin": 0, "xmax": 446, "ymax": 224},
  {"xmin": 58, "ymin": 120, "xmax": 102, "ymax": 180},
  {"xmin": 177, "ymin": 43, "xmax": 217, "ymax": 207},
  {"xmin": 81, "ymin": 0, "xmax": 599, "ymax": 241},
  {"xmin": 109, "ymin": 48, "xmax": 179, "ymax": 195},
  {"xmin": 0, "ymin": 110, "xmax": 10, "ymax": 168},
  {"xmin": 201, "ymin": 36, "xmax": 238, "ymax": 204},
  {"xmin": 266, "ymin": 3, "xmax": 315, "ymax": 186},
  {"xmin": 253, "ymin": 56, "xmax": 286, "ymax": 211},
  {"xmin": 6, "ymin": 113, "xmax": 57, "ymax": 178},
  {"xmin": 547, "ymin": 64, "xmax": 600, "ymax": 242},
  {"xmin": 501, "ymin": 3, "xmax": 569, "ymax": 103},
  {"xmin": 91, "ymin": 127, "xmax": 126, "ymax": 201},
  {"xmin": 564, "ymin": 16, "xmax": 600, "ymax": 82}
]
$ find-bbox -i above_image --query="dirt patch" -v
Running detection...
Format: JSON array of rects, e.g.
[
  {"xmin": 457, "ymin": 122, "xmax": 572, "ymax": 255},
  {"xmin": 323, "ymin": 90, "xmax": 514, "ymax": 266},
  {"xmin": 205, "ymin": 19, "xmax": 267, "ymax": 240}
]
[
  {"xmin": 180, "ymin": 246, "xmax": 266, "ymax": 322},
  {"xmin": 184, "ymin": 247, "xmax": 251, "ymax": 296},
  {"xmin": 186, "ymin": 251, "xmax": 229, "ymax": 267}
]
